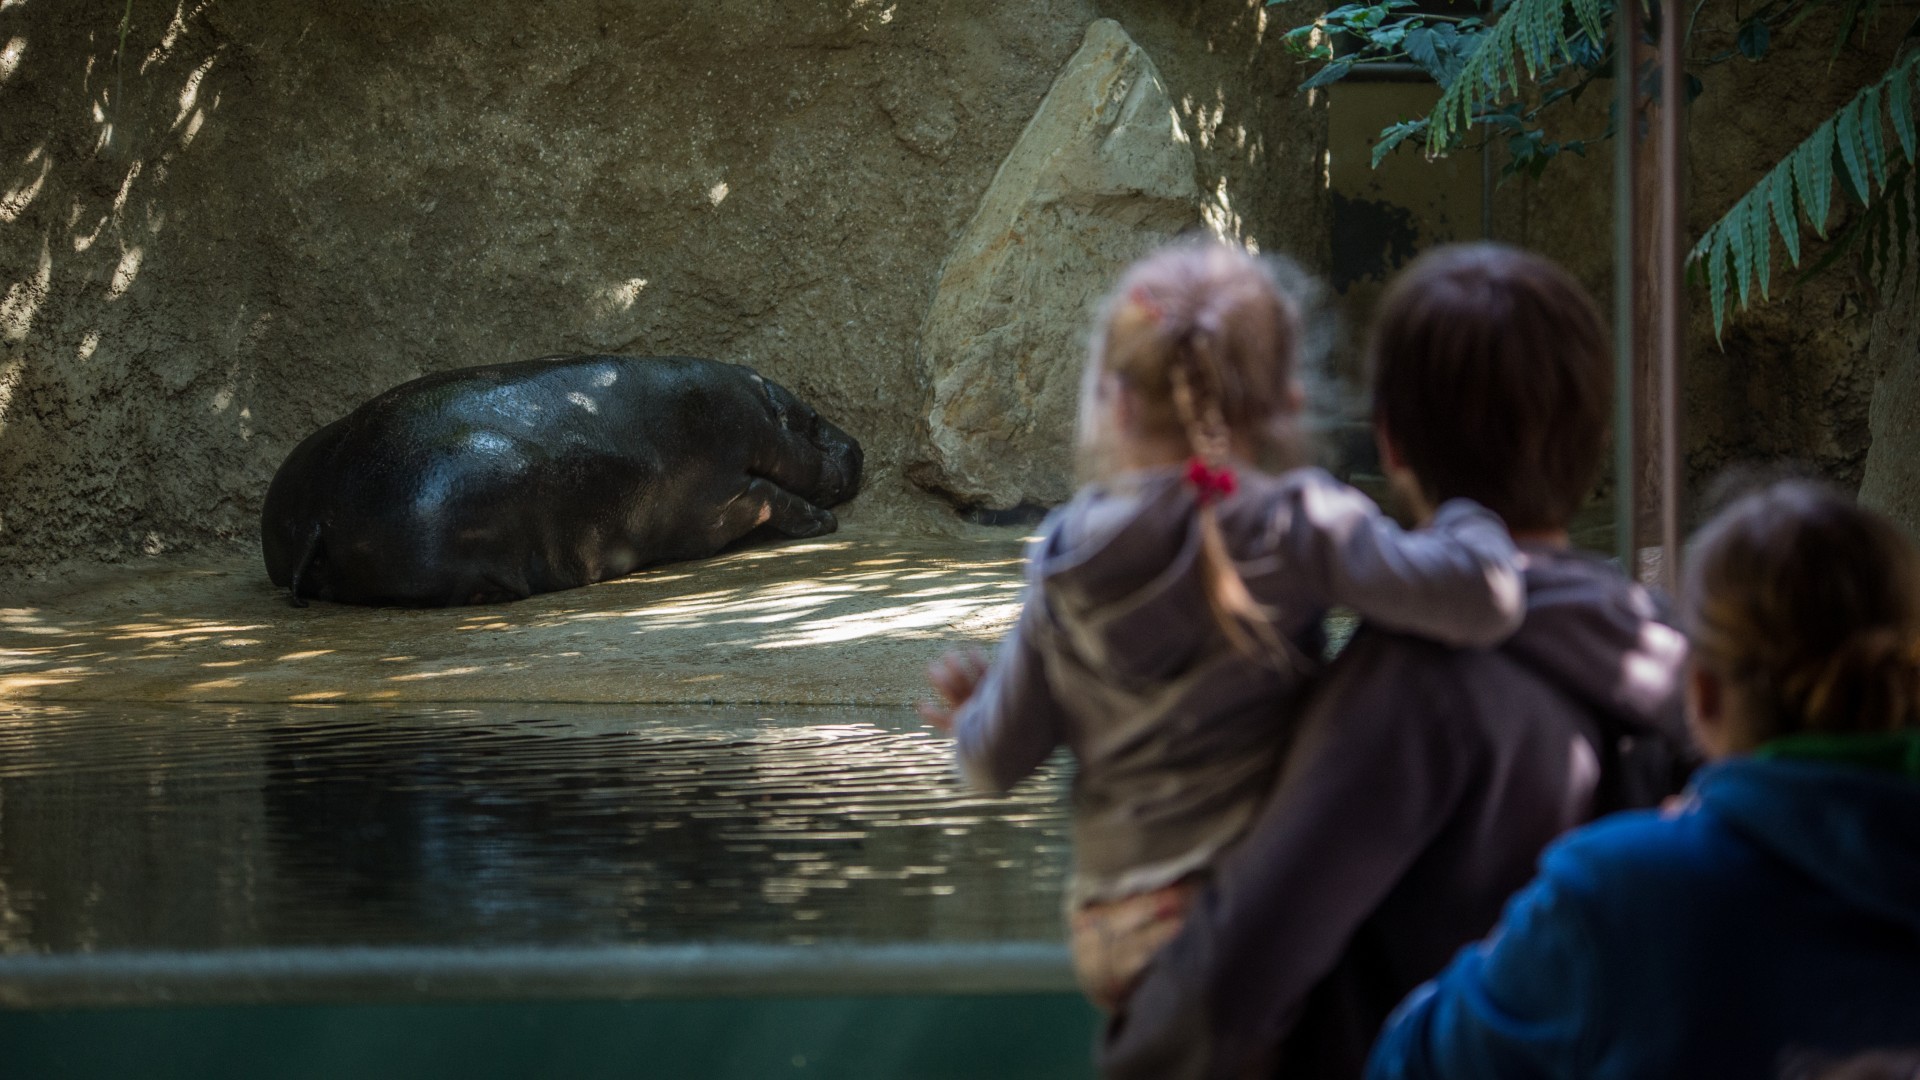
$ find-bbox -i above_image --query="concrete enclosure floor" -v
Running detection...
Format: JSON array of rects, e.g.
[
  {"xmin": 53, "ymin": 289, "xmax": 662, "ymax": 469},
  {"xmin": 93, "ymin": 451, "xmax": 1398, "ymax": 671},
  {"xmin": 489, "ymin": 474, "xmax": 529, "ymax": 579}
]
[{"xmin": 0, "ymin": 524, "xmax": 1030, "ymax": 707}]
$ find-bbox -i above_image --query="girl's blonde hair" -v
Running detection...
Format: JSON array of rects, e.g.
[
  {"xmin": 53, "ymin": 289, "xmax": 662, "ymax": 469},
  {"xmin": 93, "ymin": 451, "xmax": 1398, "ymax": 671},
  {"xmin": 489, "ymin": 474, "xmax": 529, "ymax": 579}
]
[
  {"xmin": 1685, "ymin": 479, "xmax": 1920, "ymax": 743},
  {"xmin": 1081, "ymin": 240, "xmax": 1308, "ymax": 661}
]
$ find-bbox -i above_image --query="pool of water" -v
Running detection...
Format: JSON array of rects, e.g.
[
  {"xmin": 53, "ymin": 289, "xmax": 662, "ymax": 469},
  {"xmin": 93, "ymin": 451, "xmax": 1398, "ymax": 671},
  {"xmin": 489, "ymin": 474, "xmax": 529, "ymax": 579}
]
[{"xmin": 0, "ymin": 703, "xmax": 1073, "ymax": 957}]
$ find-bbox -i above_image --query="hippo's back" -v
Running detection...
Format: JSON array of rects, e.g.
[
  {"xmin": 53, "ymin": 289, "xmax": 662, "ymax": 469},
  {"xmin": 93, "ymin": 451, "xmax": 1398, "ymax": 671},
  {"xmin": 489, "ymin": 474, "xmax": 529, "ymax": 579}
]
[{"xmin": 261, "ymin": 355, "xmax": 754, "ymax": 606}]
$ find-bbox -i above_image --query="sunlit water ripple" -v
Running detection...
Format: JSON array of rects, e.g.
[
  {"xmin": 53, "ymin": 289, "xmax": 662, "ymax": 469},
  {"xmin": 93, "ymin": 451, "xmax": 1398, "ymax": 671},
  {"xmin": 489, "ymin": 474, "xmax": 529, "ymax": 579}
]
[{"xmin": 0, "ymin": 703, "xmax": 1072, "ymax": 955}]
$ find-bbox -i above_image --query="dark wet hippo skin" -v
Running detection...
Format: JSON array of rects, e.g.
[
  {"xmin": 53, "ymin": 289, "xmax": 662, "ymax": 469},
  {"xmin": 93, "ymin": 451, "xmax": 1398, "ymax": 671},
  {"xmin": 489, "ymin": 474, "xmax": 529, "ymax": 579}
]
[{"xmin": 261, "ymin": 354, "xmax": 863, "ymax": 607}]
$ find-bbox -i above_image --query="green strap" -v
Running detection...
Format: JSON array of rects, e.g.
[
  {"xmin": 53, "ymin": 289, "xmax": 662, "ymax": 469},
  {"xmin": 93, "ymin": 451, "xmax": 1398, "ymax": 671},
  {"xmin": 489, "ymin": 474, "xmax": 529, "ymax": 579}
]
[{"xmin": 1756, "ymin": 731, "xmax": 1920, "ymax": 778}]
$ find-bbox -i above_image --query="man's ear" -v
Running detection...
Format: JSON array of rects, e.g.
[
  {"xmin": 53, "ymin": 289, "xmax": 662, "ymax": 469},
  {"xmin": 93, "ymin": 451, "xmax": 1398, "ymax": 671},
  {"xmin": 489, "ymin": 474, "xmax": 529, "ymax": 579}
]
[
  {"xmin": 1686, "ymin": 663, "xmax": 1731, "ymax": 760},
  {"xmin": 1374, "ymin": 418, "xmax": 1406, "ymax": 473},
  {"xmin": 1374, "ymin": 417, "xmax": 1433, "ymax": 523}
]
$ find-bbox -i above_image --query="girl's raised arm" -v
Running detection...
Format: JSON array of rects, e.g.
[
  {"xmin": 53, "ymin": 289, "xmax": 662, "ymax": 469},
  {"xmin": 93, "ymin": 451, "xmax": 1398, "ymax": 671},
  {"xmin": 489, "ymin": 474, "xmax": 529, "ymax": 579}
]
[{"xmin": 1263, "ymin": 471, "xmax": 1526, "ymax": 648}]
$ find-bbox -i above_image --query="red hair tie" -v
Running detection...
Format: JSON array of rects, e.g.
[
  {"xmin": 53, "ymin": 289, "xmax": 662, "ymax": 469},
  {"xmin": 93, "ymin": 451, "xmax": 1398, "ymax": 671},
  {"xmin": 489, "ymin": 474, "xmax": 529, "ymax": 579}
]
[
  {"xmin": 1128, "ymin": 285, "xmax": 1164, "ymax": 324},
  {"xmin": 1185, "ymin": 458, "xmax": 1237, "ymax": 505}
]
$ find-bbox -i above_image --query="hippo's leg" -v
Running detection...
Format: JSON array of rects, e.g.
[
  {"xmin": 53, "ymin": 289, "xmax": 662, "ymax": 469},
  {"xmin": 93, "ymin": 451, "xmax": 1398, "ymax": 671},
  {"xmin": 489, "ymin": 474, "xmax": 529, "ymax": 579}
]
[{"xmin": 713, "ymin": 477, "xmax": 837, "ymax": 547}]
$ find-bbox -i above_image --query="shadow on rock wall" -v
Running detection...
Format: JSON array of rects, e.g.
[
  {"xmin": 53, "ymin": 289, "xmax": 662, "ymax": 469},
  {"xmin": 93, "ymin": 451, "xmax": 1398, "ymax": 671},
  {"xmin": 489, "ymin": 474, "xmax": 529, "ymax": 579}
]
[
  {"xmin": 0, "ymin": 0, "xmax": 1121, "ymax": 572},
  {"xmin": 0, "ymin": 0, "xmax": 253, "ymax": 566}
]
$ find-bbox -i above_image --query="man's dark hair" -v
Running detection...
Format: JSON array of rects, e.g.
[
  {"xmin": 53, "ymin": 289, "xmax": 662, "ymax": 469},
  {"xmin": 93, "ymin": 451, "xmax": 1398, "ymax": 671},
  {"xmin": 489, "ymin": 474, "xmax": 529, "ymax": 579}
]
[{"xmin": 1368, "ymin": 243, "xmax": 1610, "ymax": 532}]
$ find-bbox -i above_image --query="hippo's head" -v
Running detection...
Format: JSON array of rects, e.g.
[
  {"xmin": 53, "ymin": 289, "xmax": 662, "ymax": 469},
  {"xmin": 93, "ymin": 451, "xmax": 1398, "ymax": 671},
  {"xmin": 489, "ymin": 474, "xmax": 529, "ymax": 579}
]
[{"xmin": 763, "ymin": 376, "xmax": 863, "ymax": 508}]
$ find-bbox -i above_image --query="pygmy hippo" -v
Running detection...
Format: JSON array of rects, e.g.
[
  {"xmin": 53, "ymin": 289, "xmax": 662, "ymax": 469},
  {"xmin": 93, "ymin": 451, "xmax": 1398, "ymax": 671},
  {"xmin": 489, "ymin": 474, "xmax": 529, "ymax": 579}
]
[{"xmin": 261, "ymin": 354, "xmax": 863, "ymax": 606}]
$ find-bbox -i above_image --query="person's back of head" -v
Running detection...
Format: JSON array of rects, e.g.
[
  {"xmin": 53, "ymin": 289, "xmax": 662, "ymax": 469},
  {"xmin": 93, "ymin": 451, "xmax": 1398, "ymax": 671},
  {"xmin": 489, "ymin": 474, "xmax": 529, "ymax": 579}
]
[
  {"xmin": 1684, "ymin": 479, "xmax": 1920, "ymax": 752},
  {"xmin": 1081, "ymin": 240, "xmax": 1312, "ymax": 660},
  {"xmin": 1368, "ymin": 243, "xmax": 1609, "ymax": 533},
  {"xmin": 1083, "ymin": 239, "xmax": 1305, "ymax": 470}
]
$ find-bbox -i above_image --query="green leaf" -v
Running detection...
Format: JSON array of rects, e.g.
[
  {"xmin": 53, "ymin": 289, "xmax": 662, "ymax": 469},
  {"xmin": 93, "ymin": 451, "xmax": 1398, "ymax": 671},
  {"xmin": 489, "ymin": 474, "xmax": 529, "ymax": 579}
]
[
  {"xmin": 1737, "ymin": 17, "xmax": 1771, "ymax": 60},
  {"xmin": 1749, "ymin": 188, "xmax": 1774, "ymax": 299},
  {"xmin": 1302, "ymin": 58, "xmax": 1356, "ymax": 91},
  {"xmin": 1837, "ymin": 99, "xmax": 1873, "ymax": 203},
  {"xmin": 1404, "ymin": 24, "xmax": 1470, "ymax": 87},
  {"xmin": 1707, "ymin": 223, "xmax": 1732, "ymax": 341},
  {"xmin": 1890, "ymin": 61, "xmax": 1918, "ymax": 165},
  {"xmin": 1730, "ymin": 193, "xmax": 1756, "ymax": 308},
  {"xmin": 1861, "ymin": 85, "xmax": 1889, "ymax": 194},
  {"xmin": 1371, "ymin": 119, "xmax": 1428, "ymax": 168},
  {"xmin": 1770, "ymin": 167, "xmax": 1803, "ymax": 266},
  {"xmin": 1569, "ymin": 0, "xmax": 1605, "ymax": 41},
  {"xmin": 1796, "ymin": 121, "xmax": 1837, "ymax": 239}
]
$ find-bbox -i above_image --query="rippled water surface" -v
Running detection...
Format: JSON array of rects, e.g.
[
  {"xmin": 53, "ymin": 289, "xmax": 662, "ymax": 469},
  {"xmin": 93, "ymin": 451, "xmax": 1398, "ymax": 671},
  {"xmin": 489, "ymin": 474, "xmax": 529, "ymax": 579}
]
[{"xmin": 0, "ymin": 704, "xmax": 1072, "ymax": 954}]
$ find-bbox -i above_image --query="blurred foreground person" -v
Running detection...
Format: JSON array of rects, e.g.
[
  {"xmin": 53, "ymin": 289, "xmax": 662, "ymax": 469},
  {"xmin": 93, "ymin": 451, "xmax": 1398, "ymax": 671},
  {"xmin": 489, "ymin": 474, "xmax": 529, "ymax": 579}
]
[
  {"xmin": 922, "ymin": 240, "xmax": 1528, "ymax": 1013},
  {"xmin": 1369, "ymin": 479, "xmax": 1920, "ymax": 1079},
  {"xmin": 1103, "ymin": 244, "xmax": 1696, "ymax": 1079}
]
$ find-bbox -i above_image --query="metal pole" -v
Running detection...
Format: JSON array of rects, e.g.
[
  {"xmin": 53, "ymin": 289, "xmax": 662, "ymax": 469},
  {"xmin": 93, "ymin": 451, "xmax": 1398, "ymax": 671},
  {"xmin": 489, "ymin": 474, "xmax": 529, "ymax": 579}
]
[
  {"xmin": 1613, "ymin": 0, "xmax": 1638, "ymax": 572},
  {"xmin": 1656, "ymin": 0, "xmax": 1685, "ymax": 592}
]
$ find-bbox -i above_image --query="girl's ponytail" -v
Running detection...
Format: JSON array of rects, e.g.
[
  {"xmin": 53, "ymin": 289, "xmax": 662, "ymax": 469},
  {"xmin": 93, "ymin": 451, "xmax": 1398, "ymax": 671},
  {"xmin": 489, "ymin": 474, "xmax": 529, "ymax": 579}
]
[
  {"xmin": 1783, "ymin": 628, "xmax": 1920, "ymax": 738},
  {"xmin": 1169, "ymin": 324, "xmax": 1299, "ymax": 669}
]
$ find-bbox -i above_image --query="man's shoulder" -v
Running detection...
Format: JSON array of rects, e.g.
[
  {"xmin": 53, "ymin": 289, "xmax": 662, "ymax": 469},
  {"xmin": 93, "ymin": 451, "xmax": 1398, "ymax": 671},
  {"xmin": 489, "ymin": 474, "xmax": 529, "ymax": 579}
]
[
  {"xmin": 1324, "ymin": 624, "xmax": 1528, "ymax": 693},
  {"xmin": 1314, "ymin": 622, "xmax": 1596, "ymax": 744}
]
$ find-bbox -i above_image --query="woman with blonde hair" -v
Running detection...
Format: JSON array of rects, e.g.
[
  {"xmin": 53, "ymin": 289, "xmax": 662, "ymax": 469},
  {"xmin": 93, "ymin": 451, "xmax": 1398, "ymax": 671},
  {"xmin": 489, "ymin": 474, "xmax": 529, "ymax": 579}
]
[{"xmin": 1369, "ymin": 478, "xmax": 1920, "ymax": 1078}]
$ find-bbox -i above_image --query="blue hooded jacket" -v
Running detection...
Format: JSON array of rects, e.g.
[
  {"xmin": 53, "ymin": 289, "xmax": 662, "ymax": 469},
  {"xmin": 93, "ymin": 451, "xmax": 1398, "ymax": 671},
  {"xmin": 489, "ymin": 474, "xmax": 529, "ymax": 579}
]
[{"xmin": 1367, "ymin": 742, "xmax": 1920, "ymax": 1079}]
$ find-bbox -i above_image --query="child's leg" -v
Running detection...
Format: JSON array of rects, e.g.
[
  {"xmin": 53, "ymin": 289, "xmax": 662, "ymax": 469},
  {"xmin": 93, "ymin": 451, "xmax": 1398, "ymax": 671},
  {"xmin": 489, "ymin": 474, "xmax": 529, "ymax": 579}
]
[{"xmin": 1069, "ymin": 877, "xmax": 1202, "ymax": 1012}]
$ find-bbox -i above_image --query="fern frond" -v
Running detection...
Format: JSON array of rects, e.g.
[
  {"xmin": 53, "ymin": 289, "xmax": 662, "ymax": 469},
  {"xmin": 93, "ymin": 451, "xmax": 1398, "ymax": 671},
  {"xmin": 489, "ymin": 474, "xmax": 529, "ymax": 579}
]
[
  {"xmin": 1731, "ymin": 192, "xmax": 1757, "ymax": 308},
  {"xmin": 1837, "ymin": 97, "xmax": 1873, "ymax": 202},
  {"xmin": 1749, "ymin": 188, "xmax": 1774, "ymax": 300},
  {"xmin": 1796, "ymin": 122, "xmax": 1837, "ymax": 240},
  {"xmin": 1862, "ymin": 85, "xmax": 1889, "ymax": 191},
  {"xmin": 1427, "ymin": 0, "xmax": 1591, "ymax": 149},
  {"xmin": 1689, "ymin": 50, "xmax": 1920, "ymax": 339},
  {"xmin": 1890, "ymin": 63, "xmax": 1916, "ymax": 162},
  {"xmin": 1770, "ymin": 167, "xmax": 1803, "ymax": 267},
  {"xmin": 1707, "ymin": 224, "xmax": 1732, "ymax": 338}
]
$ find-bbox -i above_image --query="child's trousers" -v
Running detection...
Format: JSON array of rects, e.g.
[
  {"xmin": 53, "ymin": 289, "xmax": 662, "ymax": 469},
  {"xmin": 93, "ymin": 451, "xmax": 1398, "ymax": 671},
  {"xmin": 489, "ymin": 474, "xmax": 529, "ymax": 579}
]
[{"xmin": 1069, "ymin": 876, "xmax": 1201, "ymax": 1011}]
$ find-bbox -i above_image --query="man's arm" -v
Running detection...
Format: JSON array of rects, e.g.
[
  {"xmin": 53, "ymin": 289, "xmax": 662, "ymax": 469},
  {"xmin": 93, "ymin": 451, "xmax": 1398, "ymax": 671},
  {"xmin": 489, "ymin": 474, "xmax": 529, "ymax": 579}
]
[{"xmin": 1100, "ymin": 635, "xmax": 1480, "ymax": 1079}]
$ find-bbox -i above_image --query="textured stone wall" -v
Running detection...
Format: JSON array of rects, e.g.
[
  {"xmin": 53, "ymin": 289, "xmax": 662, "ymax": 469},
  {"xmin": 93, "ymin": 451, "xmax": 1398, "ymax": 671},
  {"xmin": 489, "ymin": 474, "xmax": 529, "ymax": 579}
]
[
  {"xmin": 0, "ymin": 0, "xmax": 1329, "ymax": 574},
  {"xmin": 1863, "ymin": 272, "xmax": 1920, "ymax": 537}
]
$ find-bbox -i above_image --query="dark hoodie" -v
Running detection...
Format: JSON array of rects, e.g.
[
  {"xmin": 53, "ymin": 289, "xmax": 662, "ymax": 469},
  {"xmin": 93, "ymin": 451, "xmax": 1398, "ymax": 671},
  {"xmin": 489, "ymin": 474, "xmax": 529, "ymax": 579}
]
[
  {"xmin": 951, "ymin": 466, "xmax": 1526, "ymax": 906},
  {"xmin": 1366, "ymin": 738, "xmax": 1920, "ymax": 1079},
  {"xmin": 1101, "ymin": 544, "xmax": 1693, "ymax": 1079}
]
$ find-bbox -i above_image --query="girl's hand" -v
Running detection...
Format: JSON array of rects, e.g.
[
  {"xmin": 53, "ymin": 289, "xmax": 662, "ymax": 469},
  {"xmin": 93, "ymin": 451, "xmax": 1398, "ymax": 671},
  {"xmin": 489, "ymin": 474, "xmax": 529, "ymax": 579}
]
[{"xmin": 918, "ymin": 648, "xmax": 989, "ymax": 734}]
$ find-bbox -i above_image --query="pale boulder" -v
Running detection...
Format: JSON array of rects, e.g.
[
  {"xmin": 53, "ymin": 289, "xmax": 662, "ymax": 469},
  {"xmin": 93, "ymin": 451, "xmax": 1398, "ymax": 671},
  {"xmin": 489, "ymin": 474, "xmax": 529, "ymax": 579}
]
[{"xmin": 913, "ymin": 19, "xmax": 1203, "ymax": 511}]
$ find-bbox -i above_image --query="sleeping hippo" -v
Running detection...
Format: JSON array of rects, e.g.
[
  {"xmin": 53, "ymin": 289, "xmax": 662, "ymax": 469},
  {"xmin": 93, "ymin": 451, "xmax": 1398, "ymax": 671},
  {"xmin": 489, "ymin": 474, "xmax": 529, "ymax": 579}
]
[{"xmin": 260, "ymin": 354, "xmax": 863, "ymax": 607}]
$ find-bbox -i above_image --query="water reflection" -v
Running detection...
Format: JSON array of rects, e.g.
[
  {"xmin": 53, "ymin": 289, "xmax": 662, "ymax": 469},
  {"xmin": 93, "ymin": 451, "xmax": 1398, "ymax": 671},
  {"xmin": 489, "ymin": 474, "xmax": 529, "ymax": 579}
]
[{"xmin": 0, "ymin": 704, "xmax": 1070, "ymax": 954}]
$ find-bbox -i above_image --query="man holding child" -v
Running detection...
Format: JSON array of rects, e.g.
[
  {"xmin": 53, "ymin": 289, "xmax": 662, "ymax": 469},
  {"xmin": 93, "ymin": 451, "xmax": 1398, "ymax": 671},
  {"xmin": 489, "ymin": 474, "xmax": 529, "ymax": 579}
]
[{"xmin": 1091, "ymin": 244, "xmax": 1693, "ymax": 1078}]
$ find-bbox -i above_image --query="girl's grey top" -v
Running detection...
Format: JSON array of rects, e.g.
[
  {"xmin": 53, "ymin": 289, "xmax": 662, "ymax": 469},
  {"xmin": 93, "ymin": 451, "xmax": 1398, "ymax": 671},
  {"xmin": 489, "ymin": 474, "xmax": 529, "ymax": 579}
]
[{"xmin": 950, "ymin": 465, "xmax": 1526, "ymax": 906}]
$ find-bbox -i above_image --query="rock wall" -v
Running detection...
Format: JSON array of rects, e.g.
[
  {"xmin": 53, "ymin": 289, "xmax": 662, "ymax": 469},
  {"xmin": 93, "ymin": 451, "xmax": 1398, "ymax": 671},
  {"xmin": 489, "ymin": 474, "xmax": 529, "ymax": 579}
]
[
  {"xmin": 1862, "ymin": 270, "xmax": 1920, "ymax": 536},
  {"xmin": 0, "ymin": 1, "xmax": 1330, "ymax": 574}
]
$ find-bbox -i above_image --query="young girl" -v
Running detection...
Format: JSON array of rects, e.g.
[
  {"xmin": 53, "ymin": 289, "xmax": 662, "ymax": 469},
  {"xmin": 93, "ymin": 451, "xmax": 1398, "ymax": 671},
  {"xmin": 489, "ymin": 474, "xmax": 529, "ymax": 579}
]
[
  {"xmin": 1367, "ymin": 479, "xmax": 1920, "ymax": 1078},
  {"xmin": 920, "ymin": 240, "xmax": 1530, "ymax": 1010}
]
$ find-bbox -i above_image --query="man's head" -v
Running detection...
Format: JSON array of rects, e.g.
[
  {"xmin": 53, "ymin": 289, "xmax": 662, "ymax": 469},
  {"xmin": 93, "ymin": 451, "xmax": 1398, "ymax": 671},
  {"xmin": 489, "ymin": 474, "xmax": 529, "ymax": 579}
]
[{"xmin": 1368, "ymin": 243, "xmax": 1610, "ymax": 534}]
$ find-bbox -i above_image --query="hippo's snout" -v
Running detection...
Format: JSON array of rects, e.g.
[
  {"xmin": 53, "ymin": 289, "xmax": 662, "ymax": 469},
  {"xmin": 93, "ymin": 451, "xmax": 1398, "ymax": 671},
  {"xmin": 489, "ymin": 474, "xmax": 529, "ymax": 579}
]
[{"xmin": 815, "ymin": 422, "xmax": 863, "ymax": 507}]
